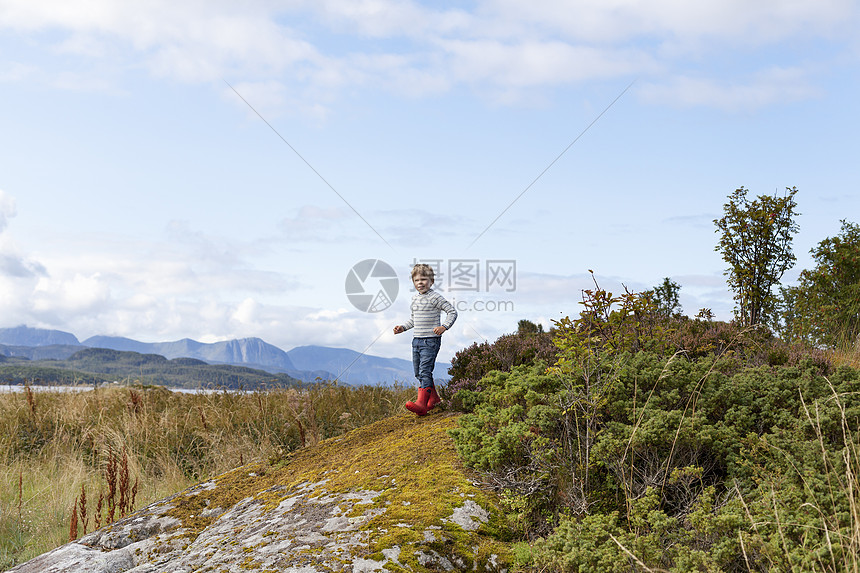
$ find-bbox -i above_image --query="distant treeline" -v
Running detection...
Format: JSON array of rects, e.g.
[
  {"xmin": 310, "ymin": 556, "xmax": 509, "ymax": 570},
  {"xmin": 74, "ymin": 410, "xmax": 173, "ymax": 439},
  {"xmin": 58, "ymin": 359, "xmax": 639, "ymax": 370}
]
[{"xmin": 0, "ymin": 347, "xmax": 301, "ymax": 389}]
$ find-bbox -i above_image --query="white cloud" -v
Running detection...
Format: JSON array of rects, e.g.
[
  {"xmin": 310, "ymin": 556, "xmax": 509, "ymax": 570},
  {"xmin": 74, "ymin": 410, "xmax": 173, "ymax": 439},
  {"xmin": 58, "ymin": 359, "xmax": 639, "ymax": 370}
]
[
  {"xmin": 2, "ymin": 0, "xmax": 854, "ymax": 108},
  {"xmin": 339, "ymin": 52, "xmax": 451, "ymax": 97},
  {"xmin": 0, "ymin": 254, "xmax": 41, "ymax": 279},
  {"xmin": 223, "ymin": 80, "xmax": 290, "ymax": 120},
  {"xmin": 0, "ymin": 190, "xmax": 47, "ymax": 280},
  {"xmin": 313, "ymin": 0, "xmax": 470, "ymax": 38},
  {"xmin": 277, "ymin": 205, "xmax": 361, "ymax": 243},
  {"xmin": 32, "ymin": 272, "xmax": 111, "ymax": 314},
  {"xmin": 7, "ymin": 257, "xmax": 305, "ymax": 349},
  {"xmin": 0, "ymin": 61, "xmax": 37, "ymax": 83},
  {"xmin": 442, "ymin": 40, "xmax": 654, "ymax": 88},
  {"xmin": 663, "ymin": 213, "xmax": 719, "ymax": 230},
  {"xmin": 315, "ymin": 0, "xmax": 430, "ymax": 37},
  {"xmin": 0, "ymin": 189, "xmax": 16, "ymax": 232},
  {"xmin": 506, "ymin": 269, "xmax": 736, "ymax": 323},
  {"xmin": 232, "ymin": 297, "xmax": 259, "ymax": 325},
  {"xmin": 639, "ymin": 67, "xmax": 823, "ymax": 111},
  {"xmin": 477, "ymin": 0, "xmax": 856, "ymax": 46},
  {"xmin": 0, "ymin": 216, "xmax": 302, "ymax": 343},
  {"xmin": 56, "ymin": 31, "xmax": 113, "ymax": 58},
  {"xmin": 0, "ymin": 1, "xmax": 321, "ymax": 85},
  {"xmin": 377, "ymin": 209, "xmax": 468, "ymax": 246}
]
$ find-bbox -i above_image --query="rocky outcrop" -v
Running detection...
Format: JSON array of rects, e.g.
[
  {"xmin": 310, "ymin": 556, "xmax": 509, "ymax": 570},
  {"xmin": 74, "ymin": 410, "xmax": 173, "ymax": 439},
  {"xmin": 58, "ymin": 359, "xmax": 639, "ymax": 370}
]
[{"xmin": 6, "ymin": 413, "xmax": 512, "ymax": 572}]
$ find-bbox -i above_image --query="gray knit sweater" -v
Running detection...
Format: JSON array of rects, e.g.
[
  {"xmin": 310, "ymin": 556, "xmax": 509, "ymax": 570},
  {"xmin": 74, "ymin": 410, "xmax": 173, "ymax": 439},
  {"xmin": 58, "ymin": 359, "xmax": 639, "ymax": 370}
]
[{"xmin": 399, "ymin": 289, "xmax": 457, "ymax": 338}]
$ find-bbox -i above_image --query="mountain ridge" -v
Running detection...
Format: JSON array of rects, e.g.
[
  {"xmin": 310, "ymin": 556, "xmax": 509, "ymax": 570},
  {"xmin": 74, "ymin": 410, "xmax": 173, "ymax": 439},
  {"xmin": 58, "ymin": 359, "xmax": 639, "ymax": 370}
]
[
  {"xmin": 0, "ymin": 346, "xmax": 303, "ymax": 389},
  {"xmin": 0, "ymin": 325, "xmax": 82, "ymax": 347},
  {"xmin": 0, "ymin": 326, "xmax": 450, "ymax": 385},
  {"xmin": 83, "ymin": 335, "xmax": 299, "ymax": 373}
]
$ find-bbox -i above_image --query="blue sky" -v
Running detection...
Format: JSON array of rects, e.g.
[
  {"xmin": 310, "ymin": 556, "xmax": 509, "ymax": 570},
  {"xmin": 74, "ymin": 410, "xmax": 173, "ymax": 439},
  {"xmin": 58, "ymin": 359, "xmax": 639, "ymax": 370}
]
[{"xmin": 1, "ymin": 1, "xmax": 859, "ymax": 362}]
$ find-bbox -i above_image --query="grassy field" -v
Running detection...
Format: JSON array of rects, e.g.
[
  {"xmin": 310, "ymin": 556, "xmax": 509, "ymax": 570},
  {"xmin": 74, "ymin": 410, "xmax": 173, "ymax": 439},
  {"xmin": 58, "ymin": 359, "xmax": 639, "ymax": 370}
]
[{"xmin": 0, "ymin": 382, "xmax": 417, "ymax": 569}]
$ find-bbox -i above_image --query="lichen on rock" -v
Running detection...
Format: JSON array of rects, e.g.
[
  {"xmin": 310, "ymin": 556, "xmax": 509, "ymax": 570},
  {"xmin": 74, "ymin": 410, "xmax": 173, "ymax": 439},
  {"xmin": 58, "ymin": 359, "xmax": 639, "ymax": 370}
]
[{"xmin": 6, "ymin": 412, "xmax": 512, "ymax": 573}]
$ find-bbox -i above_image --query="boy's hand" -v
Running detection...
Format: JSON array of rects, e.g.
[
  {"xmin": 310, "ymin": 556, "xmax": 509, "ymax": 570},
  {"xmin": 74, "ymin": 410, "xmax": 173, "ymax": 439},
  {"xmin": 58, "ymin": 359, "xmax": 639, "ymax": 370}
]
[
  {"xmin": 433, "ymin": 326, "xmax": 447, "ymax": 335},
  {"xmin": 393, "ymin": 325, "xmax": 405, "ymax": 334}
]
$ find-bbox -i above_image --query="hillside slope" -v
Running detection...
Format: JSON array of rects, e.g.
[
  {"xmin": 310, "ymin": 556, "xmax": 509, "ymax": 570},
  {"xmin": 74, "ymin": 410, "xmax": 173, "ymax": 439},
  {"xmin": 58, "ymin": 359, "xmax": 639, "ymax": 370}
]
[{"xmin": 7, "ymin": 412, "xmax": 512, "ymax": 572}]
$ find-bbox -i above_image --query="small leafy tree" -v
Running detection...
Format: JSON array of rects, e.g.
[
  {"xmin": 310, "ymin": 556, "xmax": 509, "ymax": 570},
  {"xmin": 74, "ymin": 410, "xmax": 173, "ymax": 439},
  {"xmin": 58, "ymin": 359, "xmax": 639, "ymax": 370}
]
[
  {"xmin": 641, "ymin": 277, "xmax": 682, "ymax": 318},
  {"xmin": 781, "ymin": 219, "xmax": 860, "ymax": 347},
  {"xmin": 517, "ymin": 319, "xmax": 544, "ymax": 335},
  {"xmin": 714, "ymin": 186, "xmax": 799, "ymax": 328},
  {"xmin": 550, "ymin": 281, "xmax": 643, "ymax": 512}
]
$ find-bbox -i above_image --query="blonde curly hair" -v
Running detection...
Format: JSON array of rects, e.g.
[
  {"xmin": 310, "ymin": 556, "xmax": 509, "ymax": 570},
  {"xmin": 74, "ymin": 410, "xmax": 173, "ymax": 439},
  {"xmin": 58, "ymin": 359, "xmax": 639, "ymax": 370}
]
[{"xmin": 410, "ymin": 263, "xmax": 435, "ymax": 283}]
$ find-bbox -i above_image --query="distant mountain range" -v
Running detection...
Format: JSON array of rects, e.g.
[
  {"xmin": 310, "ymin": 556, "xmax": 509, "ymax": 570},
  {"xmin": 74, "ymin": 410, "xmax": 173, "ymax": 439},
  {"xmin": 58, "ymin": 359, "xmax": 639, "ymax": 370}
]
[
  {"xmin": 0, "ymin": 326, "xmax": 80, "ymax": 347},
  {"xmin": 0, "ymin": 347, "xmax": 302, "ymax": 389},
  {"xmin": 82, "ymin": 335, "xmax": 299, "ymax": 373},
  {"xmin": 0, "ymin": 326, "xmax": 450, "ymax": 386}
]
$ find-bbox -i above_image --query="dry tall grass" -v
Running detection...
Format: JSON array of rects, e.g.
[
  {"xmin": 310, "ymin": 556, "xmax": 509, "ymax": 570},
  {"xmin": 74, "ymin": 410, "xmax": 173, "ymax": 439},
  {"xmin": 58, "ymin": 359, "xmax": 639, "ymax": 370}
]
[
  {"xmin": 832, "ymin": 336, "xmax": 860, "ymax": 369},
  {"xmin": 0, "ymin": 382, "xmax": 417, "ymax": 568}
]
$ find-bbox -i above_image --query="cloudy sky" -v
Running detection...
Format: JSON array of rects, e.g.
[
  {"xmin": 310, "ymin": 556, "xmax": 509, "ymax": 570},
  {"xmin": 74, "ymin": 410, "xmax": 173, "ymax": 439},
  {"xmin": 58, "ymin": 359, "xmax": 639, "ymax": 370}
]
[{"xmin": 1, "ymin": 0, "xmax": 859, "ymax": 362}]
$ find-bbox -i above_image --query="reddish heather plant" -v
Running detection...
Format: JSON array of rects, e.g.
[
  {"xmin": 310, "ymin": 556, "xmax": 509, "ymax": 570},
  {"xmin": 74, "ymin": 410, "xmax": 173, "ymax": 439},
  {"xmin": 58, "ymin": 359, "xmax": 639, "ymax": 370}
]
[
  {"xmin": 105, "ymin": 446, "xmax": 117, "ymax": 523},
  {"xmin": 127, "ymin": 389, "xmax": 142, "ymax": 414},
  {"xmin": 119, "ymin": 447, "xmax": 130, "ymax": 517},
  {"xmin": 78, "ymin": 485, "xmax": 88, "ymax": 536},
  {"xmin": 24, "ymin": 384, "xmax": 36, "ymax": 419},
  {"xmin": 69, "ymin": 444, "xmax": 142, "ymax": 538},
  {"xmin": 94, "ymin": 492, "xmax": 103, "ymax": 530},
  {"xmin": 68, "ymin": 500, "xmax": 78, "ymax": 542},
  {"xmin": 198, "ymin": 405, "xmax": 208, "ymax": 430},
  {"xmin": 447, "ymin": 327, "xmax": 557, "ymax": 412}
]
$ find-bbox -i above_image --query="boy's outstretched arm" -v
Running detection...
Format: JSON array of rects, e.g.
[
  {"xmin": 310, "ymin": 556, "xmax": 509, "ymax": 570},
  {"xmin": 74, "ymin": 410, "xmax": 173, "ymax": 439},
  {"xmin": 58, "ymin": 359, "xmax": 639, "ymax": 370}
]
[{"xmin": 394, "ymin": 318, "xmax": 413, "ymax": 335}]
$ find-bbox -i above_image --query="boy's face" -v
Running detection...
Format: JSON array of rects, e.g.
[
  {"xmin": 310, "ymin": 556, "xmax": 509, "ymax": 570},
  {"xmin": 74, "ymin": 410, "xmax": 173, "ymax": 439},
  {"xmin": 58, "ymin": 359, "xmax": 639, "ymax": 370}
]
[{"xmin": 412, "ymin": 273, "xmax": 433, "ymax": 294}]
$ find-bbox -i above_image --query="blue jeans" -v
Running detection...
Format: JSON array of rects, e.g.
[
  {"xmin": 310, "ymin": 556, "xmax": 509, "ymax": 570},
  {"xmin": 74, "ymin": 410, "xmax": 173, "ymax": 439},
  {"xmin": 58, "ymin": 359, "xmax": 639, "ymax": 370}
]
[{"xmin": 412, "ymin": 337, "xmax": 441, "ymax": 389}]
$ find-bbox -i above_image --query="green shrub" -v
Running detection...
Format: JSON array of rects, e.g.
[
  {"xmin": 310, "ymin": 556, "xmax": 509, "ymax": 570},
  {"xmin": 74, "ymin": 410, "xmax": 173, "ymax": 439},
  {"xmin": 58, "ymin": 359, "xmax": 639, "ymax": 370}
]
[
  {"xmin": 449, "ymin": 279, "xmax": 860, "ymax": 570},
  {"xmin": 446, "ymin": 326, "xmax": 557, "ymax": 412}
]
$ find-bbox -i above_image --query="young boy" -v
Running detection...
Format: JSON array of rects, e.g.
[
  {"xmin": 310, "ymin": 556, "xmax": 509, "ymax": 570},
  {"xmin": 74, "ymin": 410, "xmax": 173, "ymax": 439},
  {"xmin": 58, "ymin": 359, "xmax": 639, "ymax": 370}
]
[{"xmin": 393, "ymin": 263, "xmax": 457, "ymax": 416}]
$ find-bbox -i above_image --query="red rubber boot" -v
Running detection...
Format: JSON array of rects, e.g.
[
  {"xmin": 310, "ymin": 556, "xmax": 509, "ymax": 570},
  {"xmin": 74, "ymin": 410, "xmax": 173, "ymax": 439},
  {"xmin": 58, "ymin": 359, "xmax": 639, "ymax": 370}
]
[
  {"xmin": 405, "ymin": 388, "xmax": 431, "ymax": 416},
  {"xmin": 426, "ymin": 386, "xmax": 441, "ymax": 411}
]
